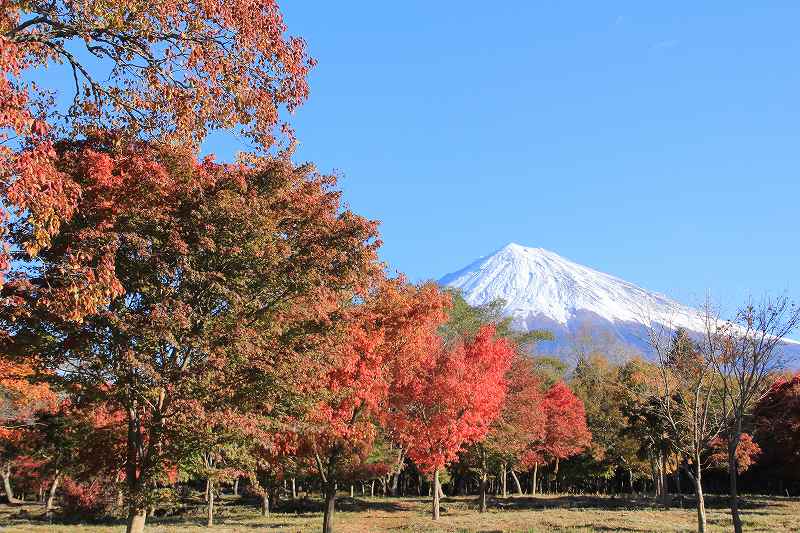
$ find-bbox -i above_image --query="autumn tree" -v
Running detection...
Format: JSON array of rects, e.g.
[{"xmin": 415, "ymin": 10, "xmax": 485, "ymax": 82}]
[
  {"xmin": 306, "ymin": 281, "xmax": 450, "ymax": 533},
  {"xmin": 177, "ymin": 413, "xmax": 257, "ymax": 527},
  {"xmin": 619, "ymin": 358, "xmax": 676, "ymax": 504},
  {"xmin": 0, "ymin": 360, "xmax": 57, "ymax": 503},
  {"xmin": 438, "ymin": 290, "xmax": 551, "ymax": 501},
  {"xmin": 648, "ymin": 326, "xmax": 730, "ymax": 533},
  {"xmin": 570, "ymin": 354, "xmax": 648, "ymax": 494},
  {"xmin": 708, "ymin": 433, "xmax": 761, "ymax": 475},
  {"xmin": 246, "ymin": 430, "xmax": 303, "ymax": 519},
  {"xmin": 1, "ymin": 135, "xmax": 380, "ymax": 533},
  {"xmin": 389, "ymin": 325, "xmax": 514, "ymax": 519},
  {"xmin": 483, "ymin": 356, "xmax": 547, "ymax": 498},
  {"xmin": 753, "ymin": 374, "xmax": 800, "ymax": 485},
  {"xmin": 0, "ymin": 0, "xmax": 314, "ymax": 294},
  {"xmin": 1, "ymin": 0, "xmax": 312, "ymax": 143},
  {"xmin": 708, "ymin": 296, "xmax": 800, "ymax": 533},
  {"xmin": 539, "ymin": 381, "xmax": 591, "ymax": 493},
  {"xmin": 32, "ymin": 397, "xmax": 128, "ymax": 516}
]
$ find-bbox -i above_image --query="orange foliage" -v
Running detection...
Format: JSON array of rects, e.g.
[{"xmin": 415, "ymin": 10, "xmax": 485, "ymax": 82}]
[{"xmin": 390, "ymin": 325, "xmax": 515, "ymax": 474}]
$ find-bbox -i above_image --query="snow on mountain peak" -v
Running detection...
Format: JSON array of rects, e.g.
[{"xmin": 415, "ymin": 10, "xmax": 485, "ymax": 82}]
[{"xmin": 439, "ymin": 243, "xmax": 705, "ymax": 333}]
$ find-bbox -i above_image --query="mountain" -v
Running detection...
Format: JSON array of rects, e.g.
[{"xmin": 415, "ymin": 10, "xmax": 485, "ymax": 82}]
[{"xmin": 439, "ymin": 243, "xmax": 799, "ymax": 360}]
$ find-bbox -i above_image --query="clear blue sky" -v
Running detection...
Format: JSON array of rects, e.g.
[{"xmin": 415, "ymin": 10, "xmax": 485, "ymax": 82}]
[{"xmin": 47, "ymin": 2, "xmax": 800, "ymax": 313}]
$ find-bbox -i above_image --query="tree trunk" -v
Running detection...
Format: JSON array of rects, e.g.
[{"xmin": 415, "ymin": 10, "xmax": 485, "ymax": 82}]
[
  {"xmin": 322, "ymin": 484, "xmax": 336, "ymax": 533},
  {"xmin": 432, "ymin": 468, "xmax": 441, "ymax": 520},
  {"xmin": 2, "ymin": 465, "xmax": 21, "ymax": 504},
  {"xmin": 349, "ymin": 484, "xmax": 354, "ymax": 498},
  {"xmin": 480, "ymin": 472, "xmax": 488, "ymax": 512},
  {"xmin": 205, "ymin": 478, "xmax": 210, "ymax": 502},
  {"xmin": 291, "ymin": 477, "xmax": 297, "ymax": 499},
  {"xmin": 686, "ymin": 460, "xmax": 707, "ymax": 533},
  {"xmin": 480, "ymin": 449, "xmax": 488, "ymax": 513},
  {"xmin": 629, "ymin": 467, "xmax": 634, "ymax": 494},
  {"xmin": 532, "ymin": 464, "xmax": 538, "ymax": 496},
  {"xmin": 233, "ymin": 477, "xmax": 239, "ymax": 497},
  {"xmin": 650, "ymin": 457, "xmax": 659, "ymax": 498},
  {"xmin": 126, "ymin": 508, "xmax": 147, "ymax": 533},
  {"xmin": 501, "ymin": 463, "xmax": 508, "ymax": 498},
  {"xmin": 728, "ymin": 434, "xmax": 743, "ymax": 533},
  {"xmin": 207, "ymin": 479, "xmax": 214, "ymax": 527},
  {"xmin": 370, "ymin": 480, "xmax": 375, "ymax": 497},
  {"xmin": 554, "ymin": 458, "xmax": 560, "ymax": 493},
  {"xmin": 658, "ymin": 452, "xmax": 670, "ymax": 507},
  {"xmin": 261, "ymin": 493, "xmax": 269, "ymax": 517},
  {"xmin": 46, "ymin": 470, "xmax": 61, "ymax": 514},
  {"xmin": 510, "ymin": 470, "xmax": 523, "ymax": 496}
]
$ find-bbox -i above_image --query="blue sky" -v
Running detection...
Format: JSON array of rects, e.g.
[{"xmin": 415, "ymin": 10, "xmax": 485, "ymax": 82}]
[{"xmin": 44, "ymin": 2, "xmax": 800, "ymax": 314}]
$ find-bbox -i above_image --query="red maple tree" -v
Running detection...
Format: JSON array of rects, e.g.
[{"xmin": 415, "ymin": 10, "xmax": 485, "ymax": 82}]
[
  {"xmin": 389, "ymin": 325, "xmax": 514, "ymax": 520},
  {"xmin": 709, "ymin": 433, "xmax": 761, "ymax": 474},
  {"xmin": 305, "ymin": 280, "xmax": 450, "ymax": 533},
  {"xmin": 484, "ymin": 356, "xmax": 547, "ymax": 497},
  {"xmin": 523, "ymin": 381, "xmax": 591, "ymax": 493}
]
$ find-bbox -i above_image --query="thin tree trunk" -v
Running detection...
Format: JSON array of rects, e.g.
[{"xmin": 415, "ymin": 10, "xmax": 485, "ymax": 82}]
[
  {"xmin": 46, "ymin": 470, "xmax": 61, "ymax": 514},
  {"xmin": 695, "ymin": 479, "xmax": 706, "ymax": 533},
  {"xmin": 2, "ymin": 466, "xmax": 21, "ymax": 504},
  {"xmin": 532, "ymin": 464, "xmax": 538, "ymax": 496},
  {"xmin": 479, "ymin": 474, "xmax": 487, "ymax": 511},
  {"xmin": 501, "ymin": 462, "xmax": 507, "ymax": 498},
  {"xmin": 349, "ymin": 484, "xmax": 354, "ymax": 498},
  {"xmin": 370, "ymin": 480, "xmax": 375, "ymax": 497},
  {"xmin": 554, "ymin": 458, "xmax": 560, "ymax": 493},
  {"xmin": 510, "ymin": 470, "xmax": 523, "ymax": 496},
  {"xmin": 261, "ymin": 493, "xmax": 269, "ymax": 517},
  {"xmin": 233, "ymin": 477, "xmax": 239, "ymax": 496},
  {"xmin": 207, "ymin": 479, "xmax": 214, "ymax": 527},
  {"xmin": 291, "ymin": 477, "xmax": 297, "ymax": 499},
  {"xmin": 205, "ymin": 478, "xmax": 210, "ymax": 502},
  {"xmin": 480, "ymin": 449, "xmax": 488, "ymax": 513},
  {"xmin": 432, "ymin": 468, "xmax": 441, "ymax": 520},
  {"xmin": 728, "ymin": 434, "xmax": 743, "ymax": 533},
  {"xmin": 390, "ymin": 448, "xmax": 404, "ymax": 497},
  {"xmin": 322, "ymin": 484, "xmax": 336, "ymax": 533},
  {"xmin": 686, "ymin": 460, "xmax": 707, "ymax": 533},
  {"xmin": 650, "ymin": 457, "xmax": 659, "ymax": 498}
]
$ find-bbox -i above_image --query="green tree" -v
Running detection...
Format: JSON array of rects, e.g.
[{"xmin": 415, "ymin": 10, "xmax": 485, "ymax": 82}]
[{"xmin": 570, "ymin": 354, "xmax": 649, "ymax": 494}]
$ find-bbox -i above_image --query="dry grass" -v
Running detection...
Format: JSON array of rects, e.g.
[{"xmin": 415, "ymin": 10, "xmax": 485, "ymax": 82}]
[{"xmin": 2, "ymin": 493, "xmax": 799, "ymax": 532}]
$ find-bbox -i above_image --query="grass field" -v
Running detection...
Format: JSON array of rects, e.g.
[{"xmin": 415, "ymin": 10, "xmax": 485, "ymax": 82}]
[{"xmin": 2, "ymin": 493, "xmax": 799, "ymax": 532}]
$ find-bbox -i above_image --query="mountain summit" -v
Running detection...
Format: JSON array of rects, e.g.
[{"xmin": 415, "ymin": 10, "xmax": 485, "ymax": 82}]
[{"xmin": 439, "ymin": 243, "xmax": 709, "ymax": 356}]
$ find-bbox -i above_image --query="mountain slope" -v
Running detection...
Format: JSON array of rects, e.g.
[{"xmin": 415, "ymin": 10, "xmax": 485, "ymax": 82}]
[{"xmin": 439, "ymin": 243, "xmax": 798, "ymax": 358}]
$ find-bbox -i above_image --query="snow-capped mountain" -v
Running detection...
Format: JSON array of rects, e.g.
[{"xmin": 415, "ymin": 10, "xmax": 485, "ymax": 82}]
[{"xmin": 439, "ymin": 243, "xmax": 798, "ymax": 359}]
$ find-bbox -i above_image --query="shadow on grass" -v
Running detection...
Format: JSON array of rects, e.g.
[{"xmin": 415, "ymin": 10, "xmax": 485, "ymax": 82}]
[
  {"xmin": 237, "ymin": 494, "xmax": 408, "ymax": 514},
  {"xmin": 471, "ymin": 493, "xmax": 772, "ymax": 513}
]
